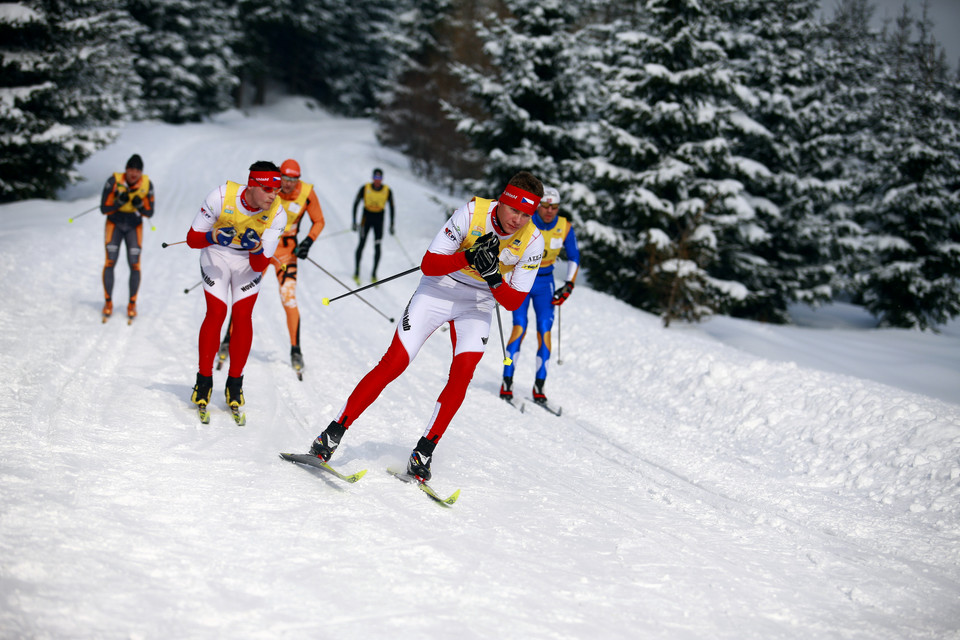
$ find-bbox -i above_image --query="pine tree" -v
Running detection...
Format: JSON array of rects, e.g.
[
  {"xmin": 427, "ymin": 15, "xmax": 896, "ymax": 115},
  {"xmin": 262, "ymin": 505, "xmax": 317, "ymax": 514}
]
[
  {"xmin": 853, "ymin": 3, "xmax": 960, "ymax": 329},
  {"xmin": 449, "ymin": 0, "xmax": 597, "ymax": 194},
  {"xmin": 801, "ymin": 0, "xmax": 881, "ymax": 305},
  {"xmin": 568, "ymin": 0, "xmax": 769, "ymax": 323},
  {"xmin": 236, "ymin": 0, "xmax": 398, "ymax": 115},
  {"xmin": 376, "ymin": 0, "xmax": 489, "ymax": 185},
  {"xmin": 713, "ymin": 0, "xmax": 837, "ymax": 322},
  {"xmin": 0, "ymin": 0, "xmax": 135, "ymax": 201},
  {"xmin": 126, "ymin": 0, "xmax": 240, "ymax": 123}
]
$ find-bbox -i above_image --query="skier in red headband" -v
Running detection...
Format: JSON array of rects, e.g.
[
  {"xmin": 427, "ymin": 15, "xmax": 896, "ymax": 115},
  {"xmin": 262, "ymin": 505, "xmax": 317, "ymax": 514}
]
[
  {"xmin": 185, "ymin": 161, "xmax": 287, "ymax": 423},
  {"xmin": 299, "ymin": 171, "xmax": 545, "ymax": 481}
]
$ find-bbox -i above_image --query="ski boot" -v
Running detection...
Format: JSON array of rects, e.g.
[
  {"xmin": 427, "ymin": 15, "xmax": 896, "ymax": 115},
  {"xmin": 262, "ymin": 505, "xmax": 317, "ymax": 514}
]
[
  {"xmin": 407, "ymin": 439, "xmax": 434, "ymax": 481},
  {"xmin": 371, "ymin": 272, "xmax": 378, "ymax": 284},
  {"xmin": 310, "ymin": 420, "xmax": 346, "ymax": 462},
  {"xmin": 191, "ymin": 373, "xmax": 213, "ymax": 406},
  {"xmin": 352, "ymin": 272, "xmax": 361, "ymax": 286},
  {"xmin": 102, "ymin": 299, "xmax": 113, "ymax": 322},
  {"xmin": 127, "ymin": 301, "xmax": 137, "ymax": 321},
  {"xmin": 225, "ymin": 375, "xmax": 244, "ymax": 408},
  {"xmin": 499, "ymin": 375, "xmax": 514, "ymax": 400},
  {"xmin": 290, "ymin": 346, "xmax": 304, "ymax": 372},
  {"xmin": 532, "ymin": 378, "xmax": 548, "ymax": 405}
]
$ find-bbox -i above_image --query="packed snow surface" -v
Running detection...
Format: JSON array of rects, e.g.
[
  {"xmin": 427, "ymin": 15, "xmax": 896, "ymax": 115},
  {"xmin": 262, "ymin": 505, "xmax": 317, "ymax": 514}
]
[{"xmin": 1, "ymin": 97, "xmax": 958, "ymax": 639}]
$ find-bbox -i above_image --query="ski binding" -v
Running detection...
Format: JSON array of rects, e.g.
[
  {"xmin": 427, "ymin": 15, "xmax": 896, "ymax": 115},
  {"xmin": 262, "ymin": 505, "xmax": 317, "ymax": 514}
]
[{"xmin": 229, "ymin": 403, "xmax": 246, "ymax": 426}]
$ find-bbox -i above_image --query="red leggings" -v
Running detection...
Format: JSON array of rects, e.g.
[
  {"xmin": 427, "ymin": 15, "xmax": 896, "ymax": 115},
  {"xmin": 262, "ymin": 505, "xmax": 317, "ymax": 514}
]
[
  {"xmin": 338, "ymin": 330, "xmax": 483, "ymax": 444},
  {"xmin": 199, "ymin": 291, "xmax": 258, "ymax": 377}
]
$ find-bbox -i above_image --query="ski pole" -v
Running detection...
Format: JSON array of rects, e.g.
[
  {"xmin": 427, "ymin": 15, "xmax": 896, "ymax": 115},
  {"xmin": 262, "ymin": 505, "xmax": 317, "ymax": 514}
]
[
  {"xmin": 162, "ymin": 240, "xmax": 187, "ymax": 248},
  {"xmin": 306, "ymin": 257, "xmax": 396, "ymax": 323},
  {"xmin": 320, "ymin": 265, "xmax": 421, "ymax": 305},
  {"xmin": 393, "ymin": 234, "xmax": 418, "ymax": 267},
  {"xmin": 68, "ymin": 205, "xmax": 99, "ymax": 223},
  {"xmin": 183, "ymin": 280, "xmax": 202, "ymax": 294},
  {"xmin": 317, "ymin": 229, "xmax": 351, "ymax": 242},
  {"xmin": 556, "ymin": 305, "xmax": 562, "ymax": 365},
  {"xmin": 495, "ymin": 303, "xmax": 512, "ymax": 366}
]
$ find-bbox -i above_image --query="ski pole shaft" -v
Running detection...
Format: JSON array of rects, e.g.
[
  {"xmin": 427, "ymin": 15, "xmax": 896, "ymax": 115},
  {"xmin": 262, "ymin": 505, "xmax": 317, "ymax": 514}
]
[
  {"xmin": 495, "ymin": 303, "xmax": 511, "ymax": 366},
  {"xmin": 321, "ymin": 265, "xmax": 421, "ymax": 304},
  {"xmin": 393, "ymin": 235, "xmax": 417, "ymax": 267},
  {"xmin": 556, "ymin": 305, "xmax": 562, "ymax": 365},
  {"xmin": 307, "ymin": 258, "xmax": 396, "ymax": 323},
  {"xmin": 162, "ymin": 240, "xmax": 187, "ymax": 248},
  {"xmin": 68, "ymin": 205, "xmax": 99, "ymax": 223},
  {"xmin": 317, "ymin": 229, "xmax": 352, "ymax": 241},
  {"xmin": 183, "ymin": 280, "xmax": 202, "ymax": 294}
]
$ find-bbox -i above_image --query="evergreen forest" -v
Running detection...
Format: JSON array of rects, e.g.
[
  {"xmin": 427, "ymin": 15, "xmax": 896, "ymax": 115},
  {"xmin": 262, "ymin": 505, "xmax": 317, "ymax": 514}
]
[{"xmin": 2, "ymin": 0, "xmax": 958, "ymax": 328}]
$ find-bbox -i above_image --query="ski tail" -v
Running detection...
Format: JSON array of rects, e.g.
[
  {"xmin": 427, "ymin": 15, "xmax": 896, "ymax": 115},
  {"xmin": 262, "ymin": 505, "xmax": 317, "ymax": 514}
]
[{"xmin": 280, "ymin": 453, "xmax": 367, "ymax": 483}]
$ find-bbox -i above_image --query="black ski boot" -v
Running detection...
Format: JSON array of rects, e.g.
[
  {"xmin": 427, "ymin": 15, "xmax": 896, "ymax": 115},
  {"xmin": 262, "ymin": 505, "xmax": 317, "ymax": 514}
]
[
  {"xmin": 225, "ymin": 375, "xmax": 244, "ymax": 408},
  {"xmin": 310, "ymin": 420, "xmax": 346, "ymax": 462},
  {"xmin": 291, "ymin": 345, "xmax": 304, "ymax": 372},
  {"xmin": 499, "ymin": 375, "xmax": 513, "ymax": 400},
  {"xmin": 532, "ymin": 378, "xmax": 547, "ymax": 405},
  {"xmin": 406, "ymin": 437, "xmax": 435, "ymax": 481},
  {"xmin": 191, "ymin": 373, "xmax": 213, "ymax": 406}
]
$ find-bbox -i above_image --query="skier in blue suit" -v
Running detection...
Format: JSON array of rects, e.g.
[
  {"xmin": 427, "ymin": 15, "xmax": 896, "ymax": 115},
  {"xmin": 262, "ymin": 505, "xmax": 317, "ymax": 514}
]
[{"xmin": 500, "ymin": 186, "xmax": 579, "ymax": 405}]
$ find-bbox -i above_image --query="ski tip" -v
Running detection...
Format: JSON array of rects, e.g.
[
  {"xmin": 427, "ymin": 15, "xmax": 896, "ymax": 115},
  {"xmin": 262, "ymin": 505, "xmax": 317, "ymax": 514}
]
[{"xmin": 445, "ymin": 489, "xmax": 461, "ymax": 505}]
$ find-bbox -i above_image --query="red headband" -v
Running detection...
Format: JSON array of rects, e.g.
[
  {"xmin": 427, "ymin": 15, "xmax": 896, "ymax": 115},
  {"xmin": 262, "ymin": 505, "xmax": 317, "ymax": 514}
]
[
  {"xmin": 498, "ymin": 184, "xmax": 540, "ymax": 216},
  {"xmin": 248, "ymin": 170, "xmax": 281, "ymax": 190}
]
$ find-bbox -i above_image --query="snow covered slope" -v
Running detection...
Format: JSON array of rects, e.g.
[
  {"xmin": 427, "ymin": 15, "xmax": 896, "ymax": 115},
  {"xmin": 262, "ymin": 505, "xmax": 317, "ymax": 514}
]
[{"xmin": 1, "ymin": 97, "xmax": 958, "ymax": 639}]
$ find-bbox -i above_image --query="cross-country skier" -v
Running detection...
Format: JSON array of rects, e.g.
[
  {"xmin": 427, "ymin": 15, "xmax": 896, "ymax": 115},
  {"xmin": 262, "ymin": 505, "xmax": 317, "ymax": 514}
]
[
  {"xmin": 216, "ymin": 159, "xmax": 326, "ymax": 375},
  {"xmin": 500, "ymin": 186, "xmax": 579, "ymax": 405},
  {"xmin": 351, "ymin": 167, "xmax": 395, "ymax": 284},
  {"xmin": 186, "ymin": 161, "xmax": 286, "ymax": 414},
  {"xmin": 99, "ymin": 154, "xmax": 155, "ymax": 322},
  {"xmin": 307, "ymin": 171, "xmax": 545, "ymax": 480}
]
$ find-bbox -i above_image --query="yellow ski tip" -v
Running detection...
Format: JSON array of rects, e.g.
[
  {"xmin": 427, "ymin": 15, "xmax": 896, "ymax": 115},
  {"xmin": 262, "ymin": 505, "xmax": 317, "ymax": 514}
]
[{"xmin": 322, "ymin": 298, "xmax": 330, "ymax": 306}]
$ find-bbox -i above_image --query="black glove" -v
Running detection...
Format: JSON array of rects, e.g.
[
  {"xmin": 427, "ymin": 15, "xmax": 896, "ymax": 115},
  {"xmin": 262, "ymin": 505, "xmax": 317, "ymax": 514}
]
[
  {"xmin": 239, "ymin": 228, "xmax": 262, "ymax": 253},
  {"xmin": 114, "ymin": 189, "xmax": 129, "ymax": 206},
  {"xmin": 464, "ymin": 231, "xmax": 499, "ymax": 267},
  {"xmin": 552, "ymin": 281, "xmax": 574, "ymax": 305},
  {"xmin": 480, "ymin": 264, "xmax": 503, "ymax": 288},
  {"xmin": 351, "ymin": 221, "xmax": 358, "ymax": 232},
  {"xmin": 295, "ymin": 236, "xmax": 313, "ymax": 259},
  {"xmin": 131, "ymin": 195, "xmax": 143, "ymax": 210},
  {"xmin": 472, "ymin": 246, "xmax": 499, "ymax": 279}
]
